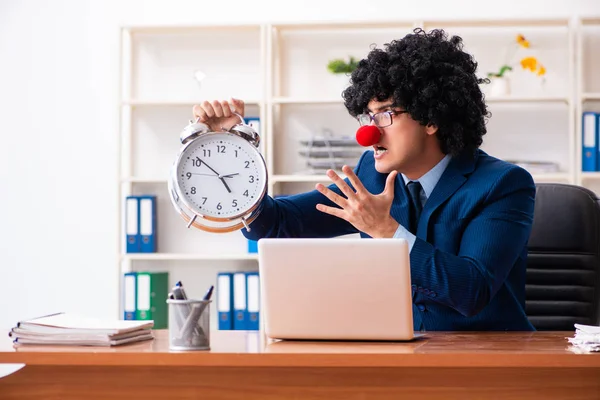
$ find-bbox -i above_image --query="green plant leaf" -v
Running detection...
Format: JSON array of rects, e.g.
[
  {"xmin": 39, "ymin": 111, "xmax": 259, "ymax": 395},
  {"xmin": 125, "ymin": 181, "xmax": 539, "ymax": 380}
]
[
  {"xmin": 487, "ymin": 65, "xmax": 513, "ymax": 78},
  {"xmin": 327, "ymin": 56, "xmax": 359, "ymax": 74},
  {"xmin": 498, "ymin": 65, "xmax": 513, "ymax": 76}
]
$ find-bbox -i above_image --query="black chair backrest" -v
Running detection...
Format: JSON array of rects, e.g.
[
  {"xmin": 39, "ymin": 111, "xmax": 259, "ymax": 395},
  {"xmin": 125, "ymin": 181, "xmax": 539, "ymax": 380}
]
[{"xmin": 527, "ymin": 183, "xmax": 600, "ymax": 330}]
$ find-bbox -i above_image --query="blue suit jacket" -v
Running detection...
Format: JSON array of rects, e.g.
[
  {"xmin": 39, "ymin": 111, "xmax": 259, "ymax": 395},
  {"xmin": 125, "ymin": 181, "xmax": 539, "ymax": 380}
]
[{"xmin": 243, "ymin": 149, "xmax": 537, "ymax": 331}]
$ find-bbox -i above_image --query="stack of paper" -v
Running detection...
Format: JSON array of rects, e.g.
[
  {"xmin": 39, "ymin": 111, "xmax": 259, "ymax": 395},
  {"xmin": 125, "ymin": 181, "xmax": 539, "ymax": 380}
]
[
  {"xmin": 8, "ymin": 312, "xmax": 154, "ymax": 347},
  {"xmin": 567, "ymin": 324, "xmax": 600, "ymax": 353},
  {"xmin": 298, "ymin": 135, "xmax": 363, "ymax": 174}
]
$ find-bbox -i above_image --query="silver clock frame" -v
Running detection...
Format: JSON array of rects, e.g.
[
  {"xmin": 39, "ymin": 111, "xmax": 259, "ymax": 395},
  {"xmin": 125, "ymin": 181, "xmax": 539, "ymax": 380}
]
[{"xmin": 167, "ymin": 114, "xmax": 268, "ymax": 233}]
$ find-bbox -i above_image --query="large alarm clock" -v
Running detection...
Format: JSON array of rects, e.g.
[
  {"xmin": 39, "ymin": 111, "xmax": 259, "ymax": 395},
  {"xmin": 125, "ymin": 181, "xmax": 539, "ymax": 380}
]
[{"xmin": 168, "ymin": 112, "xmax": 268, "ymax": 233}]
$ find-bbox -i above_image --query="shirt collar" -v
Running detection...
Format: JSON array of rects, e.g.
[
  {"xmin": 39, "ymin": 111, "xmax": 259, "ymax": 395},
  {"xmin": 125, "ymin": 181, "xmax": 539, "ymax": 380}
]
[{"xmin": 401, "ymin": 154, "xmax": 452, "ymax": 198}]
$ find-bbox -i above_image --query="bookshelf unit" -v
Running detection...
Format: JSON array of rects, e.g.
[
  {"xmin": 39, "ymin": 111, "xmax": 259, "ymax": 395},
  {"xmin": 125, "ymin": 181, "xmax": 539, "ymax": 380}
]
[
  {"xmin": 576, "ymin": 17, "xmax": 600, "ymax": 192},
  {"xmin": 117, "ymin": 24, "xmax": 267, "ymax": 324},
  {"xmin": 117, "ymin": 17, "xmax": 599, "ymax": 320}
]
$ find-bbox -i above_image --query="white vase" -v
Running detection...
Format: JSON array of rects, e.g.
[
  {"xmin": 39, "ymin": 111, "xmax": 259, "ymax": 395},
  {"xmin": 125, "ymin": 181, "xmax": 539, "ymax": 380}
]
[{"xmin": 489, "ymin": 77, "xmax": 510, "ymax": 97}]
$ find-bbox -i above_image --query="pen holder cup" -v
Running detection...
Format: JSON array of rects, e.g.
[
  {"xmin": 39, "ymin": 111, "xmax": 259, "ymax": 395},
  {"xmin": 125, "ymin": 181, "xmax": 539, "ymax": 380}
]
[{"xmin": 166, "ymin": 299, "xmax": 211, "ymax": 351}]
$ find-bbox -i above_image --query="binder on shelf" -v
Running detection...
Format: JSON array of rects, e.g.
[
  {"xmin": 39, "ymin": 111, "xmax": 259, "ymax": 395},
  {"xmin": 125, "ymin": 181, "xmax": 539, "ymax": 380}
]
[
  {"xmin": 247, "ymin": 239, "xmax": 258, "ymax": 253},
  {"xmin": 123, "ymin": 272, "xmax": 137, "ymax": 320},
  {"xmin": 217, "ymin": 272, "xmax": 234, "ymax": 330},
  {"xmin": 138, "ymin": 195, "xmax": 157, "ymax": 253},
  {"xmin": 582, "ymin": 111, "xmax": 599, "ymax": 172},
  {"xmin": 125, "ymin": 196, "xmax": 140, "ymax": 253},
  {"xmin": 135, "ymin": 271, "xmax": 169, "ymax": 329},
  {"xmin": 246, "ymin": 271, "xmax": 260, "ymax": 331},
  {"xmin": 233, "ymin": 271, "xmax": 247, "ymax": 330}
]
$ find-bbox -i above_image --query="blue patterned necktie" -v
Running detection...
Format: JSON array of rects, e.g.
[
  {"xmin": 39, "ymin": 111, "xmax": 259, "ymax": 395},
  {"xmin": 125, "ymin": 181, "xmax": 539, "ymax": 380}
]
[{"xmin": 406, "ymin": 181, "xmax": 423, "ymax": 234}]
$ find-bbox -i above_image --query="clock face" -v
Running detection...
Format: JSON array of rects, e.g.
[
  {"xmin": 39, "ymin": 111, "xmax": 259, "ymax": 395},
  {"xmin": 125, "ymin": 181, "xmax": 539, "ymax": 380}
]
[{"xmin": 175, "ymin": 132, "xmax": 267, "ymax": 219}]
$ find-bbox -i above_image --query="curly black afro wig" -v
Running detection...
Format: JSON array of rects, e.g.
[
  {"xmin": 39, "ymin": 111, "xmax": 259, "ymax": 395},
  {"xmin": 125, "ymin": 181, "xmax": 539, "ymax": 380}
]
[{"xmin": 343, "ymin": 28, "xmax": 490, "ymax": 156}]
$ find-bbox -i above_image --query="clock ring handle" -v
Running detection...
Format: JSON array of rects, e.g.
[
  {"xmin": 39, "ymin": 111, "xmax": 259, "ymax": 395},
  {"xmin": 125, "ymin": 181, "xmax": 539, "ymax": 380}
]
[{"xmin": 226, "ymin": 111, "xmax": 261, "ymax": 149}]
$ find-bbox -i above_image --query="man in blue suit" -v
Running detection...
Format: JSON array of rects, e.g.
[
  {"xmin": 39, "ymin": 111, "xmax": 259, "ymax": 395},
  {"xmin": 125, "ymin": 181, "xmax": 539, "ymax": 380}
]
[{"xmin": 193, "ymin": 28, "xmax": 536, "ymax": 331}]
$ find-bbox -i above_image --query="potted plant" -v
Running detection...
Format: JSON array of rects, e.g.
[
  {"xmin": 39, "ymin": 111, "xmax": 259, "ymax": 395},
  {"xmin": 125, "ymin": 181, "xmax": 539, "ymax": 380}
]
[
  {"xmin": 327, "ymin": 56, "xmax": 359, "ymax": 75},
  {"xmin": 487, "ymin": 65, "xmax": 513, "ymax": 96},
  {"xmin": 486, "ymin": 34, "xmax": 546, "ymax": 97},
  {"xmin": 327, "ymin": 56, "xmax": 359, "ymax": 93}
]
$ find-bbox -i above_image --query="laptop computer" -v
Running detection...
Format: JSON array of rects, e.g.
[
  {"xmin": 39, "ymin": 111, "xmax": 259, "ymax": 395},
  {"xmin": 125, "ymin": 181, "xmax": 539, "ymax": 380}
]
[{"xmin": 257, "ymin": 238, "xmax": 416, "ymax": 341}]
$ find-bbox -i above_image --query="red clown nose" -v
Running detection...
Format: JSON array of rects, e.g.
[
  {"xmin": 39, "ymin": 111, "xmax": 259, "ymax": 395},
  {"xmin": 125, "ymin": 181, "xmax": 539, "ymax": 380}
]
[{"xmin": 355, "ymin": 125, "xmax": 381, "ymax": 147}]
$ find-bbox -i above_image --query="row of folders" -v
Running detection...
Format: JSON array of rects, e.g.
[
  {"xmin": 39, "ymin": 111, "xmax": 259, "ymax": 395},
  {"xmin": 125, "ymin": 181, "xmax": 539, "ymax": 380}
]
[
  {"xmin": 218, "ymin": 271, "xmax": 260, "ymax": 331},
  {"xmin": 121, "ymin": 271, "xmax": 260, "ymax": 331},
  {"xmin": 582, "ymin": 111, "xmax": 600, "ymax": 171},
  {"xmin": 124, "ymin": 195, "xmax": 259, "ymax": 254},
  {"xmin": 123, "ymin": 271, "xmax": 169, "ymax": 329},
  {"xmin": 125, "ymin": 195, "xmax": 157, "ymax": 253}
]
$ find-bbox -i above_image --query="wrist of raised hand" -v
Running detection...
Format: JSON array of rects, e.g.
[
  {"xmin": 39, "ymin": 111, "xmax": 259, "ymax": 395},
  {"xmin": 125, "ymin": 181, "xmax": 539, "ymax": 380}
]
[{"xmin": 371, "ymin": 217, "xmax": 399, "ymax": 238}]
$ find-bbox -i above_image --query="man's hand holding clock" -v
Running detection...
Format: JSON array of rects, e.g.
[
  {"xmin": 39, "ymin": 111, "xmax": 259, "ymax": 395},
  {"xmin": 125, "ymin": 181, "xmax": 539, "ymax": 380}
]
[{"xmin": 193, "ymin": 98, "xmax": 246, "ymax": 132}]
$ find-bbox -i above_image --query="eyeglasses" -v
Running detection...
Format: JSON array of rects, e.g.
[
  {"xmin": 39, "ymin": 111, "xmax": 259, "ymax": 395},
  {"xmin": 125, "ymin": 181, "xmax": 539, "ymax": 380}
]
[{"xmin": 356, "ymin": 110, "xmax": 407, "ymax": 128}]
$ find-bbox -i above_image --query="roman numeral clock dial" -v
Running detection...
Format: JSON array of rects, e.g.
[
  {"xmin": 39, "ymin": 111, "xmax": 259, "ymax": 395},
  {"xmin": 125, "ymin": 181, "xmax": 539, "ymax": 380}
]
[{"xmin": 168, "ymin": 116, "xmax": 267, "ymax": 233}]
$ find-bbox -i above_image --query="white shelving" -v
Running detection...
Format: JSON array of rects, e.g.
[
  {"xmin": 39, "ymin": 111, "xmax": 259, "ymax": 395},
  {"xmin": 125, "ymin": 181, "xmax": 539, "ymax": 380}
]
[
  {"xmin": 531, "ymin": 172, "xmax": 572, "ymax": 181},
  {"xmin": 582, "ymin": 172, "xmax": 600, "ymax": 179},
  {"xmin": 117, "ymin": 24, "xmax": 267, "ymax": 324},
  {"xmin": 123, "ymin": 253, "xmax": 258, "ymax": 261},
  {"xmin": 271, "ymin": 97, "xmax": 346, "ymax": 105},
  {"xmin": 575, "ymin": 17, "xmax": 600, "ymax": 189},
  {"xmin": 120, "ymin": 177, "xmax": 167, "ymax": 184},
  {"xmin": 485, "ymin": 96, "xmax": 569, "ymax": 103},
  {"xmin": 123, "ymin": 99, "xmax": 264, "ymax": 107},
  {"xmin": 117, "ymin": 17, "xmax": 600, "ymax": 317},
  {"xmin": 271, "ymin": 95, "xmax": 569, "ymax": 105},
  {"xmin": 271, "ymin": 174, "xmax": 345, "ymax": 183}
]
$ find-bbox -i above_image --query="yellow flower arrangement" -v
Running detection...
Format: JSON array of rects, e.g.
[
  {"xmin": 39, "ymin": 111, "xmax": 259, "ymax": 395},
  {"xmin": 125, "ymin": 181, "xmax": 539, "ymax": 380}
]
[
  {"xmin": 516, "ymin": 34, "xmax": 530, "ymax": 48},
  {"xmin": 487, "ymin": 34, "xmax": 546, "ymax": 81},
  {"xmin": 520, "ymin": 57, "xmax": 546, "ymax": 76}
]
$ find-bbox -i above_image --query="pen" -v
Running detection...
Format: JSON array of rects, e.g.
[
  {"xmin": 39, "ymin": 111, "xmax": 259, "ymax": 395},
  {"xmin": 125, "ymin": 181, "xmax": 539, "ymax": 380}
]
[
  {"xmin": 192, "ymin": 284, "xmax": 214, "ymax": 323},
  {"xmin": 202, "ymin": 285, "xmax": 214, "ymax": 301},
  {"xmin": 172, "ymin": 281, "xmax": 188, "ymax": 300}
]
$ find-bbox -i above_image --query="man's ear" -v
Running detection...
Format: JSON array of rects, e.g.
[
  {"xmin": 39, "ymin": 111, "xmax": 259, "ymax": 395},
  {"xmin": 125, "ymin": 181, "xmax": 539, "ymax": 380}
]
[{"xmin": 425, "ymin": 123, "xmax": 438, "ymax": 136}]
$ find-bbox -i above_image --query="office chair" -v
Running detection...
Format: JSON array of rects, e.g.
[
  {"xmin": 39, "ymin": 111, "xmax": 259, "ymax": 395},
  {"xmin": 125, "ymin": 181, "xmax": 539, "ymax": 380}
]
[{"xmin": 526, "ymin": 183, "xmax": 600, "ymax": 330}]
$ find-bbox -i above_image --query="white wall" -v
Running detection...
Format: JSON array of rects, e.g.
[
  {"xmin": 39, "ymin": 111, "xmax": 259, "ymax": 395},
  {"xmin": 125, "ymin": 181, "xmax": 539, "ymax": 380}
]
[{"xmin": 0, "ymin": 0, "xmax": 599, "ymax": 333}]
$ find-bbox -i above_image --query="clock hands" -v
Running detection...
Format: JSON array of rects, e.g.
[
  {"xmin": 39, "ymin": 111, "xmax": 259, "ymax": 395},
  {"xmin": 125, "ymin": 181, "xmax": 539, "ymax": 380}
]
[
  {"xmin": 189, "ymin": 172, "xmax": 236, "ymax": 178},
  {"xmin": 219, "ymin": 173, "xmax": 239, "ymax": 178},
  {"xmin": 219, "ymin": 177, "xmax": 232, "ymax": 193},
  {"xmin": 189, "ymin": 173, "xmax": 222, "ymax": 177},
  {"xmin": 197, "ymin": 159, "xmax": 232, "ymax": 193},
  {"xmin": 198, "ymin": 159, "xmax": 220, "ymax": 176},
  {"xmin": 216, "ymin": 173, "xmax": 239, "ymax": 193}
]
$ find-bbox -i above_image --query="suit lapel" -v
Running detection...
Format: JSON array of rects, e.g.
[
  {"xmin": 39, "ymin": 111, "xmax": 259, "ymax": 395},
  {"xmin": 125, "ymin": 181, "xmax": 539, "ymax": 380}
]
[{"xmin": 416, "ymin": 151, "xmax": 478, "ymax": 236}]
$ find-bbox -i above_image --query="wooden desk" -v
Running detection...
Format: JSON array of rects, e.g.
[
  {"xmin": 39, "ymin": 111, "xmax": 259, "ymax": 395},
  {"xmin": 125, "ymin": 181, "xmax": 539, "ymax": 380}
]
[{"xmin": 1, "ymin": 330, "xmax": 599, "ymax": 399}]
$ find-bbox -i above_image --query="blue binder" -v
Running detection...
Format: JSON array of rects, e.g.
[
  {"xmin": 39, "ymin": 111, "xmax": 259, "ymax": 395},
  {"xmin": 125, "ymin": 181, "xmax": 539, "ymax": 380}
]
[
  {"xmin": 247, "ymin": 239, "xmax": 258, "ymax": 253},
  {"xmin": 245, "ymin": 271, "xmax": 260, "ymax": 331},
  {"xmin": 582, "ymin": 111, "xmax": 598, "ymax": 172},
  {"xmin": 123, "ymin": 272, "xmax": 137, "ymax": 320},
  {"xmin": 138, "ymin": 195, "xmax": 157, "ymax": 253},
  {"xmin": 217, "ymin": 272, "xmax": 233, "ymax": 330},
  {"xmin": 125, "ymin": 196, "xmax": 140, "ymax": 253},
  {"xmin": 233, "ymin": 271, "xmax": 247, "ymax": 330}
]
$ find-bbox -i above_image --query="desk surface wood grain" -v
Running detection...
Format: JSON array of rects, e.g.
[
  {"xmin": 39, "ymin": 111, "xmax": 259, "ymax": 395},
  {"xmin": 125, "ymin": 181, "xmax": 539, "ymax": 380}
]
[{"xmin": 1, "ymin": 330, "xmax": 598, "ymax": 368}]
